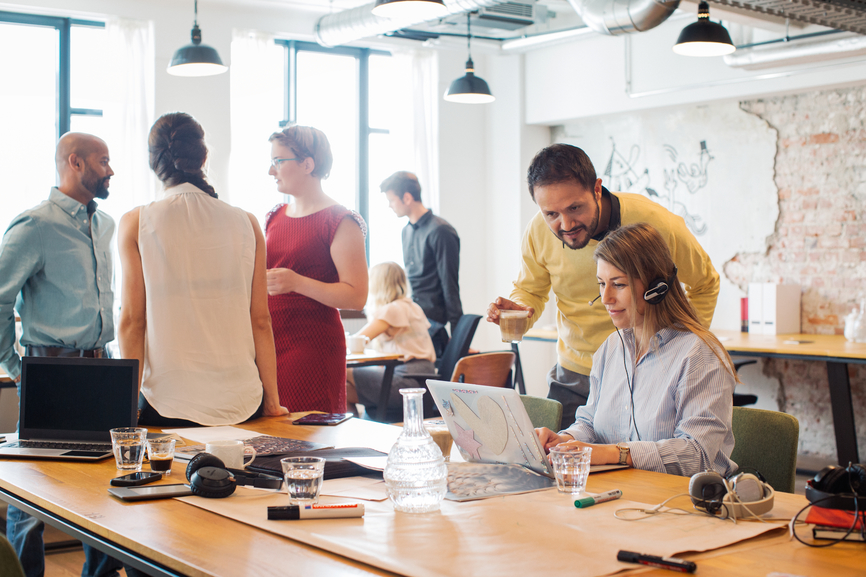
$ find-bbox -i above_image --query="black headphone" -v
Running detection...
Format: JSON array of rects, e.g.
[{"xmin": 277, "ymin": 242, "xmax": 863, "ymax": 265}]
[
  {"xmin": 185, "ymin": 452, "xmax": 283, "ymax": 498},
  {"xmin": 643, "ymin": 266, "xmax": 678, "ymax": 305},
  {"xmin": 806, "ymin": 463, "xmax": 866, "ymax": 511},
  {"xmin": 689, "ymin": 470, "xmax": 774, "ymax": 519}
]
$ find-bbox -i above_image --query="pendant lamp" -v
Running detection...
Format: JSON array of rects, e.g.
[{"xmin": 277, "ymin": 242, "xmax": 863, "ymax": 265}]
[
  {"xmin": 372, "ymin": 0, "xmax": 448, "ymax": 20},
  {"xmin": 444, "ymin": 13, "xmax": 495, "ymax": 104},
  {"xmin": 168, "ymin": 0, "xmax": 228, "ymax": 77},
  {"xmin": 672, "ymin": 1, "xmax": 736, "ymax": 57}
]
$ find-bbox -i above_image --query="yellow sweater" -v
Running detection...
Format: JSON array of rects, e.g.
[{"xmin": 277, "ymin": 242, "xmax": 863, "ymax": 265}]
[{"xmin": 510, "ymin": 192, "xmax": 719, "ymax": 376}]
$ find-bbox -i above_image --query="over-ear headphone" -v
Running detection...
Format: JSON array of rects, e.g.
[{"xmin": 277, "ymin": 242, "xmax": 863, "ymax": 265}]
[
  {"xmin": 806, "ymin": 463, "xmax": 866, "ymax": 511},
  {"xmin": 186, "ymin": 452, "xmax": 283, "ymax": 498},
  {"xmin": 644, "ymin": 266, "xmax": 678, "ymax": 305},
  {"xmin": 689, "ymin": 470, "xmax": 774, "ymax": 519}
]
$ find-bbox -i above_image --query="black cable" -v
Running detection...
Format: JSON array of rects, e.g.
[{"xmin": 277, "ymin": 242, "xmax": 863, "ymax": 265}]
[
  {"xmin": 615, "ymin": 327, "xmax": 641, "ymax": 441},
  {"xmin": 790, "ymin": 490, "xmax": 864, "ymax": 547}
]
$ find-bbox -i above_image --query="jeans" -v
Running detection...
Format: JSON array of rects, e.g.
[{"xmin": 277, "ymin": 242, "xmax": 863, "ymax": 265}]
[
  {"xmin": 81, "ymin": 546, "xmax": 123, "ymax": 577},
  {"xmin": 6, "ymin": 505, "xmax": 44, "ymax": 577}
]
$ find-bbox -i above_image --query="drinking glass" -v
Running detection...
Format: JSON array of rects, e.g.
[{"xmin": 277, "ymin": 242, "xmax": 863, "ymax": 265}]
[
  {"xmin": 549, "ymin": 446, "xmax": 592, "ymax": 495},
  {"xmin": 110, "ymin": 427, "xmax": 148, "ymax": 471},
  {"xmin": 281, "ymin": 456, "xmax": 326, "ymax": 504},
  {"xmin": 147, "ymin": 438, "xmax": 176, "ymax": 476}
]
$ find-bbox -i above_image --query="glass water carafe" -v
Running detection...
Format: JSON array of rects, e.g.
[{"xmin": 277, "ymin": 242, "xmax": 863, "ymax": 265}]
[{"xmin": 383, "ymin": 389, "xmax": 448, "ymax": 513}]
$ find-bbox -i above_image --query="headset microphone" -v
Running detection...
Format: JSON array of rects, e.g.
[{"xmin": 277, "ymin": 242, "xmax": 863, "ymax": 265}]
[{"xmin": 589, "ymin": 295, "xmax": 601, "ymax": 306}]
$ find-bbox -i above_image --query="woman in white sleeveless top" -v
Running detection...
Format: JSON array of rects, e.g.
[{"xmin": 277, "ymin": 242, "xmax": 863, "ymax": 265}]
[{"xmin": 118, "ymin": 113, "xmax": 287, "ymax": 426}]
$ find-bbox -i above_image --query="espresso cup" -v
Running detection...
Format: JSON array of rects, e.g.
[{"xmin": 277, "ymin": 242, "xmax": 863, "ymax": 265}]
[
  {"xmin": 205, "ymin": 439, "xmax": 256, "ymax": 469},
  {"xmin": 347, "ymin": 335, "xmax": 370, "ymax": 354}
]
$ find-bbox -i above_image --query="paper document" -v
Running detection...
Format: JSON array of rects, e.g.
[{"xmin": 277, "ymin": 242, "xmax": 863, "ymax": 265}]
[
  {"xmin": 321, "ymin": 476, "xmax": 388, "ymax": 501},
  {"xmin": 162, "ymin": 426, "xmax": 264, "ymax": 444}
]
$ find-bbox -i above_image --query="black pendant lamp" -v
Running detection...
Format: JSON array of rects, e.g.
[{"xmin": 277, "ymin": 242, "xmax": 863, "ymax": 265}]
[
  {"xmin": 168, "ymin": 0, "xmax": 228, "ymax": 77},
  {"xmin": 673, "ymin": 1, "xmax": 736, "ymax": 57},
  {"xmin": 372, "ymin": 0, "xmax": 448, "ymax": 19},
  {"xmin": 444, "ymin": 13, "xmax": 495, "ymax": 104}
]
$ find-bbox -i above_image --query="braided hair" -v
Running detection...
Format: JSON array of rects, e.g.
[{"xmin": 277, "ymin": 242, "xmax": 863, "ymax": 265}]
[{"xmin": 148, "ymin": 112, "xmax": 218, "ymax": 198}]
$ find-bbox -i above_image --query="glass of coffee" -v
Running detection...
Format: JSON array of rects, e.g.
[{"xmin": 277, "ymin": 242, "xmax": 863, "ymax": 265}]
[
  {"xmin": 499, "ymin": 310, "xmax": 531, "ymax": 343},
  {"xmin": 147, "ymin": 438, "xmax": 176, "ymax": 476}
]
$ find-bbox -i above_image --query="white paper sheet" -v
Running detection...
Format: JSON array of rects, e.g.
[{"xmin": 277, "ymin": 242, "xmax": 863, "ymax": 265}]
[
  {"xmin": 162, "ymin": 426, "xmax": 264, "ymax": 444},
  {"xmin": 321, "ymin": 476, "xmax": 389, "ymax": 501}
]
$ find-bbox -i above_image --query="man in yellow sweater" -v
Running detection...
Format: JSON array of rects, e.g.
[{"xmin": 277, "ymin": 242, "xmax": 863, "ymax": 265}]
[{"xmin": 488, "ymin": 144, "xmax": 719, "ymax": 427}]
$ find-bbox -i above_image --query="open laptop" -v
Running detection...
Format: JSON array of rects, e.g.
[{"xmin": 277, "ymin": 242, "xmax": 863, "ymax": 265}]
[
  {"xmin": 0, "ymin": 356, "xmax": 139, "ymax": 461},
  {"xmin": 426, "ymin": 380, "xmax": 555, "ymax": 478}
]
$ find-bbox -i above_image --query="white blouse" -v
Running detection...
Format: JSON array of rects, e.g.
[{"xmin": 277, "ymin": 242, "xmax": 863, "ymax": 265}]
[
  {"xmin": 370, "ymin": 297, "xmax": 436, "ymax": 363},
  {"xmin": 138, "ymin": 183, "xmax": 262, "ymax": 425}
]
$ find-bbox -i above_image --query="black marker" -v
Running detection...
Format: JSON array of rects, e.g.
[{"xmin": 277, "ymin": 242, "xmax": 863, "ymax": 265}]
[{"xmin": 617, "ymin": 551, "xmax": 696, "ymax": 573}]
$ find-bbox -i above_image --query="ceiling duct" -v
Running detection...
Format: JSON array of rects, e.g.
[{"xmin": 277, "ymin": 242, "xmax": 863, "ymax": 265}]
[
  {"xmin": 565, "ymin": 0, "xmax": 681, "ymax": 35},
  {"xmin": 315, "ymin": 0, "xmax": 505, "ymax": 47},
  {"xmin": 724, "ymin": 33, "xmax": 866, "ymax": 69},
  {"xmin": 712, "ymin": 0, "xmax": 866, "ymax": 36}
]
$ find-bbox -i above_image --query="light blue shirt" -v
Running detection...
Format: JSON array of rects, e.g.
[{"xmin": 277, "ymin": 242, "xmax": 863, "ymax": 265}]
[
  {"xmin": 0, "ymin": 188, "xmax": 115, "ymax": 380},
  {"xmin": 563, "ymin": 326, "xmax": 737, "ymax": 477}
]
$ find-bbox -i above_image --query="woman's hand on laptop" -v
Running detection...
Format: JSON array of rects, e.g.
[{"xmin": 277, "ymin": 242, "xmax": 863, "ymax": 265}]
[{"xmin": 534, "ymin": 428, "xmax": 574, "ymax": 452}]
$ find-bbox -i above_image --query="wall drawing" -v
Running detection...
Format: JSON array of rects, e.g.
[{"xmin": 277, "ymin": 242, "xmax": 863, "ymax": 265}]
[
  {"xmin": 603, "ymin": 138, "xmax": 712, "ymax": 236},
  {"xmin": 554, "ymin": 101, "xmax": 779, "ymax": 331}
]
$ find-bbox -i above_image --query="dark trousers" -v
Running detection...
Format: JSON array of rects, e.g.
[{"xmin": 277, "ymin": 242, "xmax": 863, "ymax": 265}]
[
  {"xmin": 546, "ymin": 364, "xmax": 591, "ymax": 430},
  {"xmin": 137, "ymin": 394, "xmax": 264, "ymax": 428}
]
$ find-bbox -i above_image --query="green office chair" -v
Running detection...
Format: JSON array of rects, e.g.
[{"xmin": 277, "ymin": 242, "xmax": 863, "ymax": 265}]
[
  {"xmin": 0, "ymin": 533, "xmax": 25, "ymax": 577},
  {"xmin": 730, "ymin": 407, "xmax": 799, "ymax": 494},
  {"xmin": 519, "ymin": 395, "xmax": 563, "ymax": 432}
]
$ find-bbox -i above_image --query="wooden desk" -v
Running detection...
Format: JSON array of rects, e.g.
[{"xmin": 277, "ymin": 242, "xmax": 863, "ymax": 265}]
[
  {"xmin": 347, "ymin": 350, "xmax": 403, "ymax": 421},
  {"xmin": 714, "ymin": 329, "xmax": 866, "ymax": 466},
  {"xmin": 525, "ymin": 327, "xmax": 866, "ymax": 466},
  {"xmin": 0, "ymin": 416, "xmax": 861, "ymax": 577}
]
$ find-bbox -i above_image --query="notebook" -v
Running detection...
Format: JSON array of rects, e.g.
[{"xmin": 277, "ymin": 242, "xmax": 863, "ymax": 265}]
[
  {"xmin": 0, "ymin": 356, "xmax": 139, "ymax": 461},
  {"xmin": 426, "ymin": 380, "xmax": 555, "ymax": 478}
]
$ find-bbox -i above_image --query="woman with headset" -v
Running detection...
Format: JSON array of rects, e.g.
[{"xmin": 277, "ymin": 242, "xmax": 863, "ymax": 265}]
[{"xmin": 535, "ymin": 222, "xmax": 738, "ymax": 477}]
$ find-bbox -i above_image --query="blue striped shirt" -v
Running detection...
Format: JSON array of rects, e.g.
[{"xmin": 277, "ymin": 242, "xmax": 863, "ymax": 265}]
[
  {"xmin": 562, "ymin": 326, "xmax": 737, "ymax": 477},
  {"xmin": 0, "ymin": 188, "xmax": 115, "ymax": 380}
]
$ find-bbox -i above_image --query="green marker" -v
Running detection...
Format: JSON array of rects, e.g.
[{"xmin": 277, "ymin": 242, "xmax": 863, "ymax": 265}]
[{"xmin": 575, "ymin": 489, "xmax": 622, "ymax": 508}]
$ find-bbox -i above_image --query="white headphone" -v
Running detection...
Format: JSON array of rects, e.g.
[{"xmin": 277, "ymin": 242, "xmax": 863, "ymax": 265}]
[{"xmin": 689, "ymin": 471, "xmax": 775, "ymax": 520}]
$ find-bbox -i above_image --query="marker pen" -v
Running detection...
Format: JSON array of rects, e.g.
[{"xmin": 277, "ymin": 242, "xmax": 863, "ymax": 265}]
[
  {"xmin": 574, "ymin": 489, "xmax": 622, "ymax": 508},
  {"xmin": 616, "ymin": 551, "xmax": 696, "ymax": 573},
  {"xmin": 268, "ymin": 503, "xmax": 365, "ymax": 520}
]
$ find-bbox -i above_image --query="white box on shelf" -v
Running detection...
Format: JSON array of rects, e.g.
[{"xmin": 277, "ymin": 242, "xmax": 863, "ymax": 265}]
[
  {"xmin": 760, "ymin": 283, "xmax": 801, "ymax": 335},
  {"xmin": 748, "ymin": 283, "xmax": 763, "ymax": 334}
]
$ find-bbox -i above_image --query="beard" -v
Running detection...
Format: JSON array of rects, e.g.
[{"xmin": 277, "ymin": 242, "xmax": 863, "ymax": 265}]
[
  {"xmin": 94, "ymin": 177, "xmax": 110, "ymax": 200},
  {"xmin": 558, "ymin": 199, "xmax": 600, "ymax": 250}
]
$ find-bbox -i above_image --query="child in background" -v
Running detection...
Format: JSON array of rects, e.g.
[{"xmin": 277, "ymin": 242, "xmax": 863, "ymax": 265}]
[{"xmin": 347, "ymin": 262, "xmax": 436, "ymax": 420}]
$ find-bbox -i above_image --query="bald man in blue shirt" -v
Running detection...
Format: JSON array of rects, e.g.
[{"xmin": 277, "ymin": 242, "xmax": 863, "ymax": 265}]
[{"xmin": 0, "ymin": 132, "xmax": 117, "ymax": 577}]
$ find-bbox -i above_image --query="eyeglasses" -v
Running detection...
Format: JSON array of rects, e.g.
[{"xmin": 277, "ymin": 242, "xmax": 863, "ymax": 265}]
[{"xmin": 270, "ymin": 157, "xmax": 301, "ymax": 168}]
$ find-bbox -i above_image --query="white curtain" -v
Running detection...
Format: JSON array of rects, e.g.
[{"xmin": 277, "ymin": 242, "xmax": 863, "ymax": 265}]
[
  {"xmin": 104, "ymin": 17, "xmax": 157, "ymax": 216},
  {"xmin": 391, "ymin": 49, "xmax": 440, "ymax": 212},
  {"xmin": 228, "ymin": 29, "xmax": 284, "ymax": 225}
]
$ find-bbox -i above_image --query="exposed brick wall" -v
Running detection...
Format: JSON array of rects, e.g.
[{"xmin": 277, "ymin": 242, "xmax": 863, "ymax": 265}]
[{"xmin": 726, "ymin": 86, "xmax": 866, "ymax": 461}]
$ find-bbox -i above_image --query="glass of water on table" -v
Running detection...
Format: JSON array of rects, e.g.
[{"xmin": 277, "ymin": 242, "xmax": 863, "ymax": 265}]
[{"xmin": 281, "ymin": 456, "xmax": 326, "ymax": 503}]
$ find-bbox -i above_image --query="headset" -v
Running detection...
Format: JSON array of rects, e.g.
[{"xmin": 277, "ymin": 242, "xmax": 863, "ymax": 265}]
[
  {"xmin": 643, "ymin": 266, "xmax": 678, "ymax": 305},
  {"xmin": 805, "ymin": 463, "xmax": 866, "ymax": 511},
  {"xmin": 186, "ymin": 452, "xmax": 283, "ymax": 498},
  {"xmin": 689, "ymin": 470, "xmax": 775, "ymax": 520}
]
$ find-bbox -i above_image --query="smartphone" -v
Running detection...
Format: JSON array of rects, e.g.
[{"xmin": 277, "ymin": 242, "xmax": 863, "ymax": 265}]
[
  {"xmin": 110, "ymin": 472, "xmax": 163, "ymax": 487},
  {"xmin": 292, "ymin": 412, "xmax": 353, "ymax": 426},
  {"xmin": 108, "ymin": 484, "xmax": 193, "ymax": 501}
]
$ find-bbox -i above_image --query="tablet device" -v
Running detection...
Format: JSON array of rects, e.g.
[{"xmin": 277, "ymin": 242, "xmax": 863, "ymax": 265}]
[
  {"xmin": 108, "ymin": 484, "xmax": 193, "ymax": 501},
  {"xmin": 292, "ymin": 413, "xmax": 353, "ymax": 426}
]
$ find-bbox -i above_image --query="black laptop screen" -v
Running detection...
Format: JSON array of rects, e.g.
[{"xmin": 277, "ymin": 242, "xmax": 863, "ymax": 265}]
[{"xmin": 20, "ymin": 357, "xmax": 139, "ymax": 442}]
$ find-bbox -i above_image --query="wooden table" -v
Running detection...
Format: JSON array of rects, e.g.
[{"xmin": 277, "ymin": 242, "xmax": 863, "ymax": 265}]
[
  {"xmin": 0, "ymin": 416, "xmax": 862, "ymax": 577},
  {"xmin": 525, "ymin": 327, "xmax": 866, "ymax": 466},
  {"xmin": 714, "ymin": 329, "xmax": 866, "ymax": 466},
  {"xmin": 347, "ymin": 350, "xmax": 403, "ymax": 421}
]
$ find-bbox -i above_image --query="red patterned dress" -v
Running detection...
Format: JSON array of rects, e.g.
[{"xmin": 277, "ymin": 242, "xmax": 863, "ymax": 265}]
[{"xmin": 265, "ymin": 204, "xmax": 366, "ymax": 412}]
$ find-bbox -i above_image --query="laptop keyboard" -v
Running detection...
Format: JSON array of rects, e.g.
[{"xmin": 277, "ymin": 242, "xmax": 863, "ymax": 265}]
[{"xmin": 13, "ymin": 440, "xmax": 113, "ymax": 452}]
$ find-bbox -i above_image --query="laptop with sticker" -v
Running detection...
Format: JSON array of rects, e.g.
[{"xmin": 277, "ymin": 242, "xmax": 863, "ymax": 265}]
[
  {"xmin": 0, "ymin": 356, "xmax": 139, "ymax": 461},
  {"xmin": 426, "ymin": 380, "xmax": 554, "ymax": 478}
]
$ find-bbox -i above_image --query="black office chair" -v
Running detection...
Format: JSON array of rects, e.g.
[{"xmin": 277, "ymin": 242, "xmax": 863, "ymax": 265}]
[
  {"xmin": 733, "ymin": 360, "xmax": 758, "ymax": 407},
  {"xmin": 376, "ymin": 314, "xmax": 481, "ymax": 421}
]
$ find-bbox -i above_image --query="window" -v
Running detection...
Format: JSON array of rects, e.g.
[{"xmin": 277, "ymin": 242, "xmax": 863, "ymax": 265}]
[
  {"xmin": 273, "ymin": 41, "xmax": 413, "ymax": 268},
  {"xmin": 0, "ymin": 11, "xmax": 106, "ymax": 233}
]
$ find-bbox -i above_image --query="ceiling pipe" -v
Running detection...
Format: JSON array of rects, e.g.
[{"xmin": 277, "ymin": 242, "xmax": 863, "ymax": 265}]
[
  {"xmin": 566, "ymin": 0, "xmax": 680, "ymax": 36},
  {"xmin": 723, "ymin": 34, "xmax": 866, "ymax": 70},
  {"xmin": 315, "ymin": 0, "xmax": 504, "ymax": 48}
]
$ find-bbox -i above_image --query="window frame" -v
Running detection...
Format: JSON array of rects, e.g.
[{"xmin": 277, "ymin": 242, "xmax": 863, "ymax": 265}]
[
  {"xmin": 0, "ymin": 10, "xmax": 105, "ymax": 138},
  {"xmin": 274, "ymin": 40, "xmax": 390, "ymax": 259}
]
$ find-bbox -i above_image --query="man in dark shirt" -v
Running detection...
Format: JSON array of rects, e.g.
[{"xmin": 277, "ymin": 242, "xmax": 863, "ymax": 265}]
[{"xmin": 380, "ymin": 171, "xmax": 462, "ymax": 357}]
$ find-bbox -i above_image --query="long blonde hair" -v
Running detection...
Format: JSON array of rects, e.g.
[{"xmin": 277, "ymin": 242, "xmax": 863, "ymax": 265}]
[
  {"xmin": 367, "ymin": 262, "xmax": 409, "ymax": 315},
  {"xmin": 593, "ymin": 222, "xmax": 739, "ymax": 381}
]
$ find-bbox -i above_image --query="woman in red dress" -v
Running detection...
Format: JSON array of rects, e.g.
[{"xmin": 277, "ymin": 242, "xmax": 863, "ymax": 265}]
[{"xmin": 265, "ymin": 126, "xmax": 368, "ymax": 412}]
